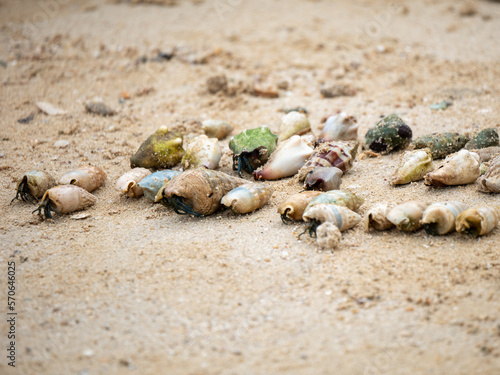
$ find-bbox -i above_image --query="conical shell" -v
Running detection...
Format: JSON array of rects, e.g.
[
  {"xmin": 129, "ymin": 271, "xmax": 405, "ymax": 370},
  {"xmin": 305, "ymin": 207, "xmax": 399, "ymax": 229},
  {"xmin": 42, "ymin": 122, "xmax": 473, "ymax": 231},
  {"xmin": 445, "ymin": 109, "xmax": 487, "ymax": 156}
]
[
  {"xmin": 181, "ymin": 135, "xmax": 221, "ymax": 170},
  {"xmin": 464, "ymin": 128, "xmax": 499, "ymax": 150},
  {"xmin": 278, "ymin": 111, "xmax": 311, "ymax": 142},
  {"xmin": 202, "ymin": 119, "xmax": 232, "ymax": 140},
  {"xmin": 14, "ymin": 170, "xmax": 56, "ymax": 203},
  {"xmin": 115, "ymin": 168, "xmax": 151, "ymax": 198},
  {"xmin": 412, "ymin": 132, "xmax": 469, "ymax": 159},
  {"xmin": 59, "ymin": 165, "xmax": 107, "ymax": 192},
  {"xmin": 316, "ymin": 222, "xmax": 342, "ymax": 250},
  {"xmin": 305, "ymin": 190, "xmax": 364, "ymax": 213},
  {"xmin": 277, "ymin": 191, "xmax": 322, "ymax": 223},
  {"xmin": 304, "ymin": 167, "xmax": 343, "ymax": 191},
  {"xmin": 303, "ymin": 204, "xmax": 361, "ymax": 231},
  {"xmin": 253, "ymin": 135, "xmax": 314, "ymax": 180},
  {"xmin": 391, "ymin": 149, "xmax": 434, "ymax": 185},
  {"xmin": 455, "ymin": 205, "xmax": 500, "ymax": 238},
  {"xmin": 421, "ymin": 201, "xmax": 468, "ymax": 235},
  {"xmin": 318, "ymin": 113, "xmax": 358, "ymax": 142},
  {"xmin": 160, "ymin": 168, "xmax": 247, "ymax": 216},
  {"xmin": 424, "ymin": 150, "xmax": 480, "ymax": 187},
  {"xmin": 478, "ymin": 154, "xmax": 500, "ymax": 193},
  {"xmin": 137, "ymin": 170, "xmax": 181, "ymax": 202},
  {"xmin": 297, "ymin": 141, "xmax": 358, "ymax": 181},
  {"xmin": 41, "ymin": 185, "xmax": 97, "ymax": 215},
  {"xmin": 221, "ymin": 183, "xmax": 273, "ymax": 214},
  {"xmin": 364, "ymin": 203, "xmax": 394, "ymax": 231},
  {"xmin": 386, "ymin": 201, "xmax": 429, "ymax": 232}
]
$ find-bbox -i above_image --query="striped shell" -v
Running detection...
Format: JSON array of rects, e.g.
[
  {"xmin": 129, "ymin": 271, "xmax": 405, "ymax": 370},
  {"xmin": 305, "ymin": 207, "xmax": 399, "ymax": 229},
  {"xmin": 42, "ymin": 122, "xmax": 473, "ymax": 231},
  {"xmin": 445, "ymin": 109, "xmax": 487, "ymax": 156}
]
[
  {"xmin": 59, "ymin": 165, "xmax": 107, "ymax": 192},
  {"xmin": 277, "ymin": 191, "xmax": 322, "ymax": 223},
  {"xmin": 424, "ymin": 150, "xmax": 480, "ymax": 187},
  {"xmin": 478, "ymin": 154, "xmax": 500, "ymax": 193},
  {"xmin": 455, "ymin": 206, "xmax": 500, "ymax": 238},
  {"xmin": 303, "ymin": 203, "xmax": 361, "ymax": 231},
  {"xmin": 221, "ymin": 183, "xmax": 273, "ymax": 214},
  {"xmin": 386, "ymin": 201, "xmax": 429, "ymax": 232},
  {"xmin": 34, "ymin": 185, "xmax": 97, "ymax": 220},
  {"xmin": 115, "ymin": 168, "xmax": 151, "ymax": 198},
  {"xmin": 420, "ymin": 201, "xmax": 468, "ymax": 235}
]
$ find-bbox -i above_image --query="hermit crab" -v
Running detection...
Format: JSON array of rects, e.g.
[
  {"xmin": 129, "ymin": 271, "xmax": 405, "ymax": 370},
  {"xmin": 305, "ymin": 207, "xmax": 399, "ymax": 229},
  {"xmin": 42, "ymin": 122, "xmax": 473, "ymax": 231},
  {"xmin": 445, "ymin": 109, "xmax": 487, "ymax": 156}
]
[
  {"xmin": 115, "ymin": 168, "xmax": 151, "ymax": 198},
  {"xmin": 420, "ymin": 201, "xmax": 468, "ymax": 235},
  {"xmin": 391, "ymin": 149, "xmax": 434, "ymax": 185},
  {"xmin": 478, "ymin": 154, "xmax": 500, "ymax": 193},
  {"xmin": 12, "ymin": 170, "xmax": 56, "ymax": 204},
  {"xmin": 386, "ymin": 201, "xmax": 429, "ymax": 232},
  {"xmin": 302, "ymin": 203, "xmax": 361, "ymax": 237},
  {"xmin": 278, "ymin": 191, "xmax": 322, "ymax": 224},
  {"xmin": 424, "ymin": 150, "xmax": 480, "ymax": 187},
  {"xmin": 137, "ymin": 170, "xmax": 181, "ymax": 202},
  {"xmin": 33, "ymin": 185, "xmax": 97, "ymax": 220},
  {"xmin": 455, "ymin": 205, "xmax": 500, "ymax": 238}
]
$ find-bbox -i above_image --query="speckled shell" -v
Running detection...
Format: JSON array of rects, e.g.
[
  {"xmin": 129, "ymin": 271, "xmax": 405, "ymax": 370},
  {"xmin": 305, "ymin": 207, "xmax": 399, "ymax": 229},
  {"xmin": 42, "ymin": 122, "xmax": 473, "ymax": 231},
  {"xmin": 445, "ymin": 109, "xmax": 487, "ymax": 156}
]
[
  {"xmin": 253, "ymin": 135, "xmax": 314, "ymax": 180},
  {"xmin": 316, "ymin": 222, "xmax": 342, "ymax": 250},
  {"xmin": 39, "ymin": 185, "xmax": 97, "ymax": 216},
  {"xmin": 14, "ymin": 170, "xmax": 56, "ymax": 202},
  {"xmin": 160, "ymin": 168, "xmax": 247, "ymax": 216},
  {"xmin": 115, "ymin": 168, "xmax": 151, "ymax": 198},
  {"xmin": 277, "ymin": 191, "xmax": 322, "ymax": 222},
  {"xmin": 455, "ymin": 205, "xmax": 500, "ymax": 238},
  {"xmin": 59, "ymin": 165, "xmax": 107, "ymax": 192},
  {"xmin": 478, "ymin": 154, "xmax": 500, "ymax": 193},
  {"xmin": 304, "ymin": 167, "xmax": 343, "ymax": 191},
  {"xmin": 130, "ymin": 126, "xmax": 185, "ymax": 169},
  {"xmin": 364, "ymin": 114, "xmax": 412, "ymax": 154},
  {"xmin": 421, "ymin": 201, "xmax": 468, "ymax": 235},
  {"xmin": 137, "ymin": 170, "xmax": 181, "ymax": 202},
  {"xmin": 303, "ymin": 204, "xmax": 361, "ymax": 231},
  {"xmin": 412, "ymin": 132, "xmax": 469, "ymax": 159},
  {"xmin": 465, "ymin": 128, "xmax": 499, "ymax": 150},
  {"xmin": 297, "ymin": 141, "xmax": 359, "ymax": 181},
  {"xmin": 278, "ymin": 111, "xmax": 311, "ymax": 142},
  {"xmin": 181, "ymin": 135, "xmax": 221, "ymax": 170},
  {"xmin": 202, "ymin": 119, "xmax": 233, "ymax": 140},
  {"xmin": 229, "ymin": 126, "xmax": 278, "ymax": 173},
  {"xmin": 424, "ymin": 150, "xmax": 480, "ymax": 187},
  {"xmin": 391, "ymin": 149, "xmax": 434, "ymax": 185},
  {"xmin": 221, "ymin": 183, "xmax": 273, "ymax": 214},
  {"xmin": 318, "ymin": 113, "xmax": 358, "ymax": 142},
  {"xmin": 386, "ymin": 201, "xmax": 429, "ymax": 232},
  {"xmin": 364, "ymin": 203, "xmax": 394, "ymax": 231},
  {"xmin": 305, "ymin": 190, "xmax": 364, "ymax": 213}
]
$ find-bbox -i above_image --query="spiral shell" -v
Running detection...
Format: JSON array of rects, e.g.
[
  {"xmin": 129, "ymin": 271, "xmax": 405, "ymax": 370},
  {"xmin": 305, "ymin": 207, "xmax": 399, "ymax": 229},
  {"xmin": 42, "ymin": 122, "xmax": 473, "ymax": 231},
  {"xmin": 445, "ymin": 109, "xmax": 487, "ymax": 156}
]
[
  {"xmin": 412, "ymin": 132, "xmax": 469, "ymax": 159},
  {"xmin": 13, "ymin": 170, "xmax": 56, "ymax": 203},
  {"xmin": 181, "ymin": 135, "xmax": 221, "ymax": 170},
  {"xmin": 221, "ymin": 183, "xmax": 273, "ymax": 214},
  {"xmin": 304, "ymin": 166, "xmax": 343, "ymax": 191},
  {"xmin": 464, "ymin": 128, "xmax": 499, "ymax": 150},
  {"xmin": 424, "ymin": 150, "xmax": 480, "ymax": 187},
  {"xmin": 364, "ymin": 203, "xmax": 394, "ymax": 231},
  {"xmin": 297, "ymin": 141, "xmax": 358, "ymax": 181},
  {"xmin": 277, "ymin": 191, "xmax": 322, "ymax": 223},
  {"xmin": 391, "ymin": 149, "xmax": 434, "ymax": 185},
  {"xmin": 316, "ymin": 222, "xmax": 342, "ymax": 250},
  {"xmin": 137, "ymin": 170, "xmax": 181, "ymax": 202},
  {"xmin": 305, "ymin": 190, "xmax": 364, "ymax": 213},
  {"xmin": 158, "ymin": 168, "xmax": 247, "ymax": 216},
  {"xmin": 59, "ymin": 165, "xmax": 107, "ymax": 192},
  {"xmin": 253, "ymin": 135, "xmax": 314, "ymax": 180},
  {"xmin": 115, "ymin": 168, "xmax": 151, "ymax": 198},
  {"xmin": 478, "ymin": 154, "xmax": 500, "ymax": 193},
  {"xmin": 420, "ymin": 201, "xmax": 468, "ymax": 235},
  {"xmin": 386, "ymin": 201, "xmax": 429, "ymax": 232},
  {"xmin": 455, "ymin": 205, "xmax": 500, "ymax": 238},
  {"xmin": 202, "ymin": 119, "xmax": 232, "ymax": 140},
  {"xmin": 303, "ymin": 204, "xmax": 361, "ymax": 231},
  {"xmin": 33, "ymin": 185, "xmax": 97, "ymax": 220},
  {"xmin": 365, "ymin": 114, "xmax": 412, "ymax": 154},
  {"xmin": 318, "ymin": 113, "xmax": 358, "ymax": 142},
  {"xmin": 278, "ymin": 111, "xmax": 311, "ymax": 142}
]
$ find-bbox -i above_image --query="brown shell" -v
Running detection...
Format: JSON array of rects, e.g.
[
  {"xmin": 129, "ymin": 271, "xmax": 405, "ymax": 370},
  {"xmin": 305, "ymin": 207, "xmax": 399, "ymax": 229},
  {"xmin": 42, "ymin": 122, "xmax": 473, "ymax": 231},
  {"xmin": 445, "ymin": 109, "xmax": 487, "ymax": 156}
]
[
  {"xmin": 59, "ymin": 165, "xmax": 107, "ymax": 192},
  {"xmin": 478, "ymin": 154, "xmax": 500, "ymax": 193},
  {"xmin": 277, "ymin": 191, "xmax": 322, "ymax": 222}
]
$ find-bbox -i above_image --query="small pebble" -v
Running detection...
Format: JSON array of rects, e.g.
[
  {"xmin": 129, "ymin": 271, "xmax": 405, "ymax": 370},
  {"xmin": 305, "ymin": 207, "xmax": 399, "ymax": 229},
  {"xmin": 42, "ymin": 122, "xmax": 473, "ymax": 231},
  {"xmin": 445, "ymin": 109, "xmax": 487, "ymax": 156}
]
[
  {"xmin": 71, "ymin": 212, "xmax": 91, "ymax": 220},
  {"xmin": 54, "ymin": 140, "xmax": 69, "ymax": 148},
  {"xmin": 206, "ymin": 74, "xmax": 228, "ymax": 94},
  {"xmin": 320, "ymin": 84, "xmax": 356, "ymax": 98},
  {"xmin": 85, "ymin": 101, "xmax": 116, "ymax": 116}
]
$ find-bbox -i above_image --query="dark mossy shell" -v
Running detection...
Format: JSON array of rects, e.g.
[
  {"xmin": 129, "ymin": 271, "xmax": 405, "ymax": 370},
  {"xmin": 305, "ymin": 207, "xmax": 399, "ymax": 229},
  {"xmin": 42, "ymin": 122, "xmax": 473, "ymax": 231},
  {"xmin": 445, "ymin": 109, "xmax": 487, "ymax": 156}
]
[
  {"xmin": 364, "ymin": 114, "xmax": 412, "ymax": 154},
  {"xmin": 412, "ymin": 132, "xmax": 469, "ymax": 159},
  {"xmin": 465, "ymin": 128, "xmax": 499, "ymax": 150}
]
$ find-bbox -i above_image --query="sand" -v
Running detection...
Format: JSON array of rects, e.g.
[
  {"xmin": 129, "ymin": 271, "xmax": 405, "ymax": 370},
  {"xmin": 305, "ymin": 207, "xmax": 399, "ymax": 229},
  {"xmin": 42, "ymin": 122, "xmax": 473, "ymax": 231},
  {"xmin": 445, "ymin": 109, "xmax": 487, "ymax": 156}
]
[{"xmin": 0, "ymin": 0, "xmax": 499, "ymax": 374}]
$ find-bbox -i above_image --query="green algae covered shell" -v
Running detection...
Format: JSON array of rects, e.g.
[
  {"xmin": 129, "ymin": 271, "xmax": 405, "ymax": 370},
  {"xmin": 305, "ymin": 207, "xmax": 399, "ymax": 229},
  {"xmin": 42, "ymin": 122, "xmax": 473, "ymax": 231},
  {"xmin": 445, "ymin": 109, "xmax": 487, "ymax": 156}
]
[
  {"xmin": 364, "ymin": 114, "xmax": 412, "ymax": 154},
  {"xmin": 465, "ymin": 128, "xmax": 499, "ymax": 150},
  {"xmin": 412, "ymin": 132, "xmax": 469, "ymax": 159},
  {"xmin": 130, "ymin": 126, "xmax": 185, "ymax": 169}
]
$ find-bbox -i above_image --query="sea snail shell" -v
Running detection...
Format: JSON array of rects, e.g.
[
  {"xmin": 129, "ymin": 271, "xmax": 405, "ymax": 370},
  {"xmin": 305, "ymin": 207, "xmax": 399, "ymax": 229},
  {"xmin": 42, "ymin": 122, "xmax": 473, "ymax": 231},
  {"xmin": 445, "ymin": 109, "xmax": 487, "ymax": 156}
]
[
  {"xmin": 13, "ymin": 170, "xmax": 56, "ymax": 204},
  {"xmin": 33, "ymin": 185, "xmax": 97, "ymax": 220},
  {"xmin": 59, "ymin": 165, "xmax": 107, "ymax": 192},
  {"xmin": 115, "ymin": 168, "xmax": 151, "ymax": 198},
  {"xmin": 420, "ymin": 201, "xmax": 468, "ymax": 235},
  {"xmin": 221, "ymin": 183, "xmax": 273, "ymax": 214}
]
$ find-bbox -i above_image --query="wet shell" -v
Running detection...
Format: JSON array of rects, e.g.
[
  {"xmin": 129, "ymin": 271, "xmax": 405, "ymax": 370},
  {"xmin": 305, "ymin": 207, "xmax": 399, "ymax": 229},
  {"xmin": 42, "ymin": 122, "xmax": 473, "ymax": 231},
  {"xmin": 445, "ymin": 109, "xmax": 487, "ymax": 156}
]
[
  {"xmin": 278, "ymin": 111, "xmax": 311, "ymax": 143},
  {"xmin": 33, "ymin": 185, "xmax": 97, "ymax": 220},
  {"xmin": 130, "ymin": 126, "xmax": 185, "ymax": 169},
  {"xmin": 455, "ymin": 205, "xmax": 500, "ymax": 238},
  {"xmin": 364, "ymin": 114, "xmax": 412, "ymax": 154},
  {"xmin": 253, "ymin": 135, "xmax": 314, "ymax": 180},
  {"xmin": 13, "ymin": 170, "xmax": 56, "ymax": 203},
  {"xmin": 386, "ymin": 201, "xmax": 429, "ymax": 232},
  {"xmin": 202, "ymin": 119, "xmax": 233, "ymax": 140},
  {"xmin": 297, "ymin": 141, "xmax": 359, "ymax": 181},
  {"xmin": 181, "ymin": 135, "xmax": 221, "ymax": 170},
  {"xmin": 159, "ymin": 168, "xmax": 247, "ymax": 216},
  {"xmin": 137, "ymin": 170, "xmax": 181, "ymax": 202},
  {"xmin": 304, "ymin": 167, "xmax": 343, "ymax": 191},
  {"xmin": 364, "ymin": 203, "xmax": 394, "ymax": 231},
  {"xmin": 412, "ymin": 132, "xmax": 469, "ymax": 159},
  {"xmin": 277, "ymin": 191, "xmax": 322, "ymax": 223},
  {"xmin": 316, "ymin": 222, "xmax": 342, "ymax": 250},
  {"xmin": 465, "ymin": 128, "xmax": 499, "ymax": 150},
  {"xmin": 318, "ymin": 112, "xmax": 358, "ymax": 142},
  {"xmin": 478, "ymin": 154, "xmax": 500, "ymax": 193},
  {"xmin": 391, "ymin": 149, "xmax": 434, "ymax": 185},
  {"xmin": 421, "ymin": 201, "xmax": 468, "ymax": 235},
  {"xmin": 221, "ymin": 183, "xmax": 273, "ymax": 214},
  {"xmin": 424, "ymin": 150, "xmax": 480, "ymax": 187},
  {"xmin": 229, "ymin": 126, "xmax": 278, "ymax": 176},
  {"xmin": 305, "ymin": 190, "xmax": 365, "ymax": 213},
  {"xmin": 303, "ymin": 203, "xmax": 361, "ymax": 232},
  {"xmin": 115, "ymin": 168, "xmax": 151, "ymax": 198},
  {"xmin": 59, "ymin": 165, "xmax": 107, "ymax": 192}
]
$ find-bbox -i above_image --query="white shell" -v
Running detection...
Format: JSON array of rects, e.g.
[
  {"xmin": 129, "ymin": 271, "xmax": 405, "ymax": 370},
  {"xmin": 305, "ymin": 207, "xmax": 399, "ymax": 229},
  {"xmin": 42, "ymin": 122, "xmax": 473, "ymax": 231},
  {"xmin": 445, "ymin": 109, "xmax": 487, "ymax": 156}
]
[
  {"xmin": 201, "ymin": 119, "xmax": 233, "ymax": 140},
  {"xmin": 303, "ymin": 203, "xmax": 361, "ymax": 231},
  {"xmin": 278, "ymin": 112, "xmax": 311, "ymax": 142},
  {"xmin": 364, "ymin": 203, "xmax": 394, "ymax": 231},
  {"xmin": 424, "ymin": 150, "xmax": 480, "ymax": 187},
  {"xmin": 221, "ymin": 183, "xmax": 273, "ymax": 214},
  {"xmin": 115, "ymin": 168, "xmax": 151, "ymax": 198},
  {"xmin": 478, "ymin": 154, "xmax": 500, "ymax": 193},
  {"xmin": 59, "ymin": 165, "xmax": 107, "ymax": 192},
  {"xmin": 316, "ymin": 222, "xmax": 342, "ymax": 249},
  {"xmin": 318, "ymin": 112, "xmax": 358, "ymax": 142},
  {"xmin": 304, "ymin": 167, "xmax": 343, "ymax": 191},
  {"xmin": 386, "ymin": 201, "xmax": 429, "ymax": 232},
  {"xmin": 455, "ymin": 205, "xmax": 500, "ymax": 238},
  {"xmin": 391, "ymin": 149, "xmax": 434, "ymax": 185},
  {"xmin": 182, "ymin": 134, "xmax": 221, "ymax": 170},
  {"xmin": 420, "ymin": 201, "xmax": 468, "ymax": 235},
  {"xmin": 42, "ymin": 185, "xmax": 97, "ymax": 214}
]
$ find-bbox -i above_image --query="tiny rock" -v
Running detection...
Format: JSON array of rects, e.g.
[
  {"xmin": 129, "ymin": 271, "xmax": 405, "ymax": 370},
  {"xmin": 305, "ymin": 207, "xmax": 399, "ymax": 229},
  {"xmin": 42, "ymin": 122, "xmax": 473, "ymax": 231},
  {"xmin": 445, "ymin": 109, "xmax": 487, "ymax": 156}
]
[
  {"xmin": 206, "ymin": 74, "xmax": 228, "ymax": 94},
  {"xmin": 54, "ymin": 140, "xmax": 69, "ymax": 148}
]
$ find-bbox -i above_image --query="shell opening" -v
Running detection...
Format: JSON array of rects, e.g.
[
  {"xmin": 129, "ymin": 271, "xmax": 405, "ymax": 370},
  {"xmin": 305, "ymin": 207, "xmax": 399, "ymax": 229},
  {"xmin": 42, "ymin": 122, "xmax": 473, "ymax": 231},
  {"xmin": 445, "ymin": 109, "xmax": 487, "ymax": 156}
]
[
  {"xmin": 167, "ymin": 195, "xmax": 203, "ymax": 217},
  {"xmin": 70, "ymin": 179, "xmax": 77, "ymax": 185},
  {"xmin": 459, "ymin": 220, "xmax": 481, "ymax": 238}
]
